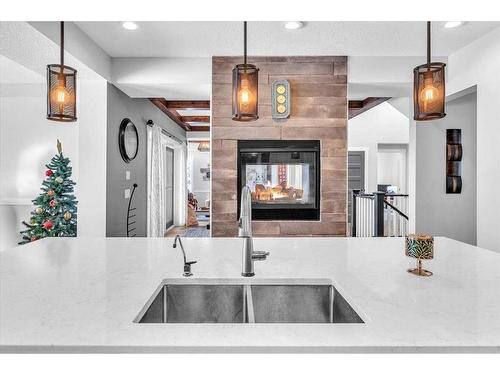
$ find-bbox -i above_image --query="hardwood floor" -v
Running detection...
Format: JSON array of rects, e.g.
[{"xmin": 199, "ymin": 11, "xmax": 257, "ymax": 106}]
[{"xmin": 164, "ymin": 221, "xmax": 210, "ymax": 237}]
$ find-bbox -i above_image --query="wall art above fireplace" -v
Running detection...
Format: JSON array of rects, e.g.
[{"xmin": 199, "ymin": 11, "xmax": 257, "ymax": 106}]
[{"xmin": 237, "ymin": 140, "xmax": 320, "ymax": 220}]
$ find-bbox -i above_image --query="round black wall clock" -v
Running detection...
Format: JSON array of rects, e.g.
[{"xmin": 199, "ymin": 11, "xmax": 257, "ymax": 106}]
[{"xmin": 118, "ymin": 118, "xmax": 139, "ymax": 163}]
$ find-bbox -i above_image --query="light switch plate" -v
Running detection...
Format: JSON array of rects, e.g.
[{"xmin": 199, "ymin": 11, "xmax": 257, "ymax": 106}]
[
  {"xmin": 125, "ymin": 170, "xmax": 130, "ymax": 180},
  {"xmin": 124, "ymin": 189, "xmax": 131, "ymax": 199}
]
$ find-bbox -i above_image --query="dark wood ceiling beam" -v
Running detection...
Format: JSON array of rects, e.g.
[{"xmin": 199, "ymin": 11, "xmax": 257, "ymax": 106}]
[
  {"xmin": 180, "ymin": 116, "xmax": 210, "ymax": 123},
  {"xmin": 348, "ymin": 100, "xmax": 364, "ymax": 109},
  {"xmin": 150, "ymin": 98, "xmax": 192, "ymax": 131},
  {"xmin": 348, "ymin": 97, "xmax": 391, "ymax": 119},
  {"xmin": 189, "ymin": 126, "xmax": 210, "ymax": 132},
  {"xmin": 165, "ymin": 100, "xmax": 210, "ymax": 110}
]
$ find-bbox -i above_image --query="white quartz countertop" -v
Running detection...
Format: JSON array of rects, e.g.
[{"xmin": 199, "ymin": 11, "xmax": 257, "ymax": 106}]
[{"xmin": 1, "ymin": 236, "xmax": 500, "ymax": 353}]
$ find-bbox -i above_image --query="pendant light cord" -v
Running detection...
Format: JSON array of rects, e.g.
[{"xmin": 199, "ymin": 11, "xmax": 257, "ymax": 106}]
[
  {"xmin": 427, "ymin": 21, "xmax": 431, "ymax": 66},
  {"xmin": 60, "ymin": 21, "xmax": 65, "ymax": 67},
  {"xmin": 243, "ymin": 21, "xmax": 247, "ymax": 66}
]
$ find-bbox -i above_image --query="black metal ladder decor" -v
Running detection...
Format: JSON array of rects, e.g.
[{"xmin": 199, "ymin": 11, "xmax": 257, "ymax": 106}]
[{"xmin": 127, "ymin": 183, "xmax": 138, "ymax": 237}]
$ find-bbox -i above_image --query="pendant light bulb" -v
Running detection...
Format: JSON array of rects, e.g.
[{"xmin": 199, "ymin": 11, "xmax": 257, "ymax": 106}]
[
  {"xmin": 51, "ymin": 76, "xmax": 69, "ymax": 105},
  {"xmin": 239, "ymin": 77, "xmax": 251, "ymax": 105},
  {"xmin": 419, "ymin": 73, "xmax": 439, "ymax": 110}
]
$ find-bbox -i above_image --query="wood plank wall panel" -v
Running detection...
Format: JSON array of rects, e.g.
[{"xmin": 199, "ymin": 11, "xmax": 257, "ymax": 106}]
[{"xmin": 211, "ymin": 56, "xmax": 348, "ymax": 237}]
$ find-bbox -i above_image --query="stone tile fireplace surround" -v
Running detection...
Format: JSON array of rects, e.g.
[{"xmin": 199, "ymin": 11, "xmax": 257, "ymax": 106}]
[{"xmin": 212, "ymin": 56, "xmax": 347, "ymax": 237}]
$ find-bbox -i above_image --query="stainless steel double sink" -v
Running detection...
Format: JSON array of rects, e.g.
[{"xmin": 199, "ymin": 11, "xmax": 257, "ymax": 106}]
[{"xmin": 134, "ymin": 278, "xmax": 364, "ymax": 324}]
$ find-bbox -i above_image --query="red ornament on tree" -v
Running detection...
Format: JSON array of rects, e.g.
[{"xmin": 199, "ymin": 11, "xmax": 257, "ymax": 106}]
[
  {"xmin": 45, "ymin": 170, "xmax": 53, "ymax": 177},
  {"xmin": 49, "ymin": 199, "xmax": 57, "ymax": 207},
  {"xmin": 30, "ymin": 236, "xmax": 38, "ymax": 242},
  {"xmin": 42, "ymin": 220, "xmax": 53, "ymax": 230}
]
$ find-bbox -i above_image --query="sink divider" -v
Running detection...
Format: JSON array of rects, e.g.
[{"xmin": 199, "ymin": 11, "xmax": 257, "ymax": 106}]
[
  {"xmin": 245, "ymin": 285, "xmax": 256, "ymax": 324},
  {"xmin": 329, "ymin": 285, "xmax": 334, "ymax": 323},
  {"xmin": 162, "ymin": 285, "xmax": 168, "ymax": 323}
]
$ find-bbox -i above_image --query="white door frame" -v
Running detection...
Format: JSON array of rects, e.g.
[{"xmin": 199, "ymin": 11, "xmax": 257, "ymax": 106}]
[{"xmin": 147, "ymin": 129, "xmax": 187, "ymax": 235}]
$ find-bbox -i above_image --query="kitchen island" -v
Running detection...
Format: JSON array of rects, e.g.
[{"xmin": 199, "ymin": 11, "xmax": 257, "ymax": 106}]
[{"xmin": 1, "ymin": 236, "xmax": 500, "ymax": 353}]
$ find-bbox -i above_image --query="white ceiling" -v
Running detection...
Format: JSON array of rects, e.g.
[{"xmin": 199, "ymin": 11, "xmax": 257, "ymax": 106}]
[{"xmin": 75, "ymin": 21, "xmax": 500, "ymax": 58}]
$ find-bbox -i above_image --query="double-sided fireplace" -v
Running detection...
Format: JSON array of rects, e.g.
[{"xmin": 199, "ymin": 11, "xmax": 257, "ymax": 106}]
[{"xmin": 237, "ymin": 140, "xmax": 321, "ymax": 221}]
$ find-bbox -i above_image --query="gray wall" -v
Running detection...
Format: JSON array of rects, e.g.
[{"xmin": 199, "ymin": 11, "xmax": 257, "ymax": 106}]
[
  {"xmin": 106, "ymin": 83, "xmax": 186, "ymax": 237},
  {"xmin": 416, "ymin": 92, "xmax": 477, "ymax": 245}
]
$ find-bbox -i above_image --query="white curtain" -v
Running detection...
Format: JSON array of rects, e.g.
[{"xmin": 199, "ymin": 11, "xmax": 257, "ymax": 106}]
[
  {"xmin": 147, "ymin": 124, "xmax": 166, "ymax": 237},
  {"xmin": 174, "ymin": 145, "xmax": 188, "ymax": 227}
]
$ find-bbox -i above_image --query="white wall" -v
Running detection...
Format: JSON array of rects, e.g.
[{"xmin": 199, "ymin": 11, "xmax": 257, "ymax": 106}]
[
  {"xmin": 187, "ymin": 142, "xmax": 211, "ymax": 206},
  {"xmin": 446, "ymin": 26, "xmax": 500, "ymax": 252},
  {"xmin": 0, "ymin": 22, "xmax": 107, "ymax": 249},
  {"xmin": 348, "ymin": 100, "xmax": 409, "ymax": 192},
  {"xmin": 415, "ymin": 92, "xmax": 477, "ymax": 246},
  {"xmin": 112, "ymin": 57, "xmax": 211, "ymax": 100}
]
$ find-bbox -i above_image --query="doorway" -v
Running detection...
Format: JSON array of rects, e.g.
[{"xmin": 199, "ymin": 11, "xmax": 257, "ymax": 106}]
[{"xmin": 377, "ymin": 144, "xmax": 408, "ymax": 194}]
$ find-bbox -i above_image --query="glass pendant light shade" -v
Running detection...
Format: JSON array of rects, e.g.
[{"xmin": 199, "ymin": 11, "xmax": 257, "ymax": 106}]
[
  {"xmin": 232, "ymin": 63, "xmax": 259, "ymax": 121},
  {"xmin": 413, "ymin": 21, "xmax": 446, "ymax": 121},
  {"xmin": 413, "ymin": 62, "xmax": 446, "ymax": 121},
  {"xmin": 47, "ymin": 22, "xmax": 77, "ymax": 122},
  {"xmin": 232, "ymin": 21, "xmax": 259, "ymax": 122}
]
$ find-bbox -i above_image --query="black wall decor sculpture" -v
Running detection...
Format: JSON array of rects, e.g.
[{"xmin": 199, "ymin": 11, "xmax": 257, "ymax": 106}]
[{"xmin": 446, "ymin": 129, "xmax": 462, "ymax": 194}]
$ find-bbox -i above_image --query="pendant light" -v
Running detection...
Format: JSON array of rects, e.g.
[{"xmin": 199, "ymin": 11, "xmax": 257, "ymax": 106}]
[
  {"xmin": 47, "ymin": 21, "xmax": 77, "ymax": 122},
  {"xmin": 413, "ymin": 21, "xmax": 446, "ymax": 121},
  {"xmin": 197, "ymin": 141, "xmax": 210, "ymax": 152},
  {"xmin": 232, "ymin": 21, "xmax": 259, "ymax": 121}
]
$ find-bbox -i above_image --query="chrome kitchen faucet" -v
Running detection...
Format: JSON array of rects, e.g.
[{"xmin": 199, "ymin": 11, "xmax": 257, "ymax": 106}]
[
  {"xmin": 239, "ymin": 186, "xmax": 269, "ymax": 277},
  {"xmin": 172, "ymin": 235, "xmax": 197, "ymax": 277}
]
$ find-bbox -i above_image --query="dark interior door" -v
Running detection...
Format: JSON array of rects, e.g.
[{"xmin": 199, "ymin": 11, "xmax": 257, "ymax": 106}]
[{"xmin": 348, "ymin": 151, "xmax": 365, "ymax": 229}]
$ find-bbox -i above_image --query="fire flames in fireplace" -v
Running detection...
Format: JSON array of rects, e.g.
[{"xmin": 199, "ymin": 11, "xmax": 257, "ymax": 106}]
[{"xmin": 251, "ymin": 180, "xmax": 304, "ymax": 204}]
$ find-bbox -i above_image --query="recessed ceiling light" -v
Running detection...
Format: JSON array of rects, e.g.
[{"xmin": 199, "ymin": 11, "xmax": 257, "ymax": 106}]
[
  {"xmin": 444, "ymin": 21, "xmax": 465, "ymax": 29},
  {"xmin": 122, "ymin": 21, "xmax": 138, "ymax": 31},
  {"xmin": 284, "ymin": 21, "xmax": 304, "ymax": 30}
]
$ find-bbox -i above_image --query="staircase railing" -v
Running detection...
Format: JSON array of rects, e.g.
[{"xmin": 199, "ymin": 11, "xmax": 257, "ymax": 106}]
[{"xmin": 351, "ymin": 190, "xmax": 409, "ymax": 237}]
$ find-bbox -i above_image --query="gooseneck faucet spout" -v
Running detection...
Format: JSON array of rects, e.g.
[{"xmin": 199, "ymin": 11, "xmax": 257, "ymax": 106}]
[
  {"xmin": 239, "ymin": 186, "xmax": 269, "ymax": 277},
  {"xmin": 173, "ymin": 235, "xmax": 197, "ymax": 277}
]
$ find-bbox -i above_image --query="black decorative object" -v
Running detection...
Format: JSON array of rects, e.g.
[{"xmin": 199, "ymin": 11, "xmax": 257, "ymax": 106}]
[
  {"xmin": 232, "ymin": 21, "xmax": 259, "ymax": 121},
  {"xmin": 413, "ymin": 22, "xmax": 446, "ymax": 121},
  {"xmin": 118, "ymin": 118, "xmax": 139, "ymax": 163},
  {"xmin": 126, "ymin": 183, "xmax": 138, "ymax": 237},
  {"xmin": 446, "ymin": 129, "xmax": 462, "ymax": 194},
  {"xmin": 47, "ymin": 22, "xmax": 77, "ymax": 122}
]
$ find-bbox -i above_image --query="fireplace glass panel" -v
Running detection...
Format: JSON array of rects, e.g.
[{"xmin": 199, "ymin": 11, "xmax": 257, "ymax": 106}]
[
  {"xmin": 244, "ymin": 157, "xmax": 314, "ymax": 207},
  {"xmin": 238, "ymin": 140, "xmax": 320, "ymax": 220}
]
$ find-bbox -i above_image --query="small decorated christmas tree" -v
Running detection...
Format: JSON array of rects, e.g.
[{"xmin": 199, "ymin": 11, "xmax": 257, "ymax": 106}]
[{"xmin": 19, "ymin": 140, "xmax": 77, "ymax": 244}]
